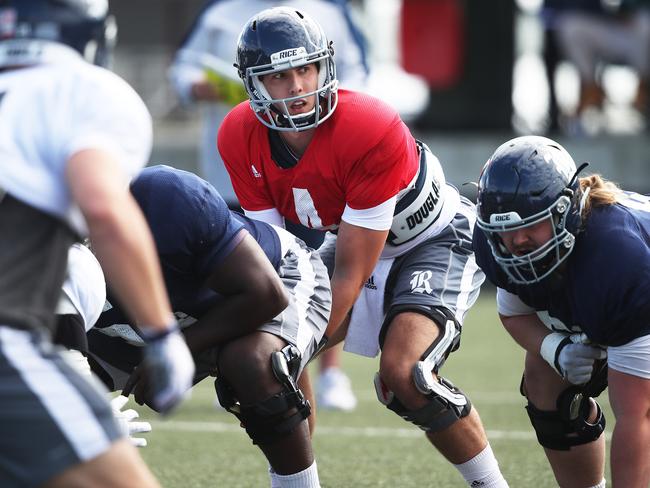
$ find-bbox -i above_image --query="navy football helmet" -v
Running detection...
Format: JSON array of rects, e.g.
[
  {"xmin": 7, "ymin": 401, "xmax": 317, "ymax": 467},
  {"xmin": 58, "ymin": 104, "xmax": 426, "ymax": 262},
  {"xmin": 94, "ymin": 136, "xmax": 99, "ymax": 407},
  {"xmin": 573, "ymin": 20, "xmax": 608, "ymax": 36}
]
[
  {"xmin": 235, "ymin": 6, "xmax": 338, "ymax": 131},
  {"xmin": 476, "ymin": 136, "xmax": 585, "ymax": 284},
  {"xmin": 0, "ymin": 0, "xmax": 116, "ymax": 68}
]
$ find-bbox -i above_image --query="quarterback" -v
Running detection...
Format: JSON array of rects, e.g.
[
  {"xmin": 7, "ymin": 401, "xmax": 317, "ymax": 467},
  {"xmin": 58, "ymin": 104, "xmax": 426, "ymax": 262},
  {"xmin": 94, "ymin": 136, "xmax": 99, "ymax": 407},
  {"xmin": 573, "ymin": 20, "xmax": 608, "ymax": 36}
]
[{"xmin": 218, "ymin": 6, "xmax": 508, "ymax": 487}]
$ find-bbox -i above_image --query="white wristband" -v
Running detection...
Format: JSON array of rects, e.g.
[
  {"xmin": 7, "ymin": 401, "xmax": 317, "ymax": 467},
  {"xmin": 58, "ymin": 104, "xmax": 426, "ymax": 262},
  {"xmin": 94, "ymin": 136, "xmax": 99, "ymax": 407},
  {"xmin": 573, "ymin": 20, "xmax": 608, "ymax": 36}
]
[{"xmin": 540, "ymin": 332, "xmax": 568, "ymax": 376}]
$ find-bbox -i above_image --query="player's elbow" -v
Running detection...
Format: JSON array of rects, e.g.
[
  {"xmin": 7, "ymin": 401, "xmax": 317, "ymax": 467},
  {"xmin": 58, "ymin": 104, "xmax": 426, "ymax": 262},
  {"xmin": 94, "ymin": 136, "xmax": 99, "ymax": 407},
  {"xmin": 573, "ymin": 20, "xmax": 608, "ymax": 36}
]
[
  {"xmin": 82, "ymin": 193, "xmax": 141, "ymax": 244},
  {"xmin": 257, "ymin": 275, "xmax": 289, "ymax": 318},
  {"xmin": 82, "ymin": 197, "xmax": 124, "ymax": 232}
]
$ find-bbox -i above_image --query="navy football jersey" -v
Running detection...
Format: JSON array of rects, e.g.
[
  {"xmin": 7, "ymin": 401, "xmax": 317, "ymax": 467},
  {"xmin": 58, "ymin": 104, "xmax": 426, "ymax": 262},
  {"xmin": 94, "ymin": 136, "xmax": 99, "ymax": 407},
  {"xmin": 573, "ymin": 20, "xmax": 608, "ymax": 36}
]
[
  {"xmin": 98, "ymin": 165, "xmax": 282, "ymax": 325},
  {"xmin": 474, "ymin": 192, "xmax": 650, "ymax": 346}
]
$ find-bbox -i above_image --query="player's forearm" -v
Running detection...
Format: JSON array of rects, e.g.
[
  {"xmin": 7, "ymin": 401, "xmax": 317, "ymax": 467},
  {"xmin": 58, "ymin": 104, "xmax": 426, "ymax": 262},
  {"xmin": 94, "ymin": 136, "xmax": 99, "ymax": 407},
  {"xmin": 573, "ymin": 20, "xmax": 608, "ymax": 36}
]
[
  {"xmin": 88, "ymin": 198, "xmax": 173, "ymax": 331},
  {"xmin": 500, "ymin": 313, "xmax": 548, "ymax": 355},
  {"xmin": 324, "ymin": 275, "xmax": 362, "ymax": 339}
]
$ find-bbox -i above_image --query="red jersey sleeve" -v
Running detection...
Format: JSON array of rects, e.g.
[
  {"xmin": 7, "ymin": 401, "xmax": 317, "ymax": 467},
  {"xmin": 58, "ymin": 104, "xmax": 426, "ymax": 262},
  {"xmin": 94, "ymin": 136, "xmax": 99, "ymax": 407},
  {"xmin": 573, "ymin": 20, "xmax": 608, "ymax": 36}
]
[{"xmin": 218, "ymin": 103, "xmax": 275, "ymax": 211}]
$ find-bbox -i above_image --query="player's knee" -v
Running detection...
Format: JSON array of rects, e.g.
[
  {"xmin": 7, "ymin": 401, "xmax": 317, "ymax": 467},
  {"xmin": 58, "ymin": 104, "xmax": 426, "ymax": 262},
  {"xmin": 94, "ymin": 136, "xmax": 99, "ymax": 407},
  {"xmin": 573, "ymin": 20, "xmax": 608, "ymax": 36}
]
[
  {"xmin": 374, "ymin": 371, "xmax": 471, "ymax": 432},
  {"xmin": 215, "ymin": 344, "xmax": 311, "ymax": 446},
  {"xmin": 525, "ymin": 386, "xmax": 606, "ymax": 450},
  {"xmin": 377, "ymin": 362, "xmax": 415, "ymax": 404},
  {"xmin": 218, "ymin": 334, "xmax": 285, "ymax": 394}
]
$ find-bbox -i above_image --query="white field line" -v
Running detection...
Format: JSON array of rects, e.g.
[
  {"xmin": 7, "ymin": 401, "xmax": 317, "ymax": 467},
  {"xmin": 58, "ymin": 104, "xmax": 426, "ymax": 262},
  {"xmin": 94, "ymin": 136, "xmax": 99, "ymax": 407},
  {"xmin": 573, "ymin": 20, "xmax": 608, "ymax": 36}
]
[{"xmin": 152, "ymin": 420, "xmax": 614, "ymax": 441}]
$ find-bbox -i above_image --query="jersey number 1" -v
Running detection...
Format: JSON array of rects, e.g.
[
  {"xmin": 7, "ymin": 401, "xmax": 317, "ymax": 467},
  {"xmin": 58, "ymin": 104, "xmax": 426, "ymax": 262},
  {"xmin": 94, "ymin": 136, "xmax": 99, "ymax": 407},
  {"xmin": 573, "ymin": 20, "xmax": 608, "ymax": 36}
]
[{"xmin": 292, "ymin": 188, "xmax": 323, "ymax": 229}]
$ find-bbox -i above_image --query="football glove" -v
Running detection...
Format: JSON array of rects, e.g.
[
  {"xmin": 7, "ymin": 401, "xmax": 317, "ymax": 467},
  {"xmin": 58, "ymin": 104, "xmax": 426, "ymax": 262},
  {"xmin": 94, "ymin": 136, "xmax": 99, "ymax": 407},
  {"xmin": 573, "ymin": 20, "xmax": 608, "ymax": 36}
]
[
  {"xmin": 540, "ymin": 332, "xmax": 607, "ymax": 385},
  {"xmin": 123, "ymin": 324, "xmax": 195, "ymax": 414},
  {"xmin": 110, "ymin": 395, "xmax": 152, "ymax": 448}
]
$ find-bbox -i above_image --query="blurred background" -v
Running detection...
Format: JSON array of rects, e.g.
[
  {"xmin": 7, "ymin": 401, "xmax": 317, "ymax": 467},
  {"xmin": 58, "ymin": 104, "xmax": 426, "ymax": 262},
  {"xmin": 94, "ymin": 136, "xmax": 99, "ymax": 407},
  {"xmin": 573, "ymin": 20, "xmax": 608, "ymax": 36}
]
[{"xmin": 108, "ymin": 0, "xmax": 650, "ymax": 196}]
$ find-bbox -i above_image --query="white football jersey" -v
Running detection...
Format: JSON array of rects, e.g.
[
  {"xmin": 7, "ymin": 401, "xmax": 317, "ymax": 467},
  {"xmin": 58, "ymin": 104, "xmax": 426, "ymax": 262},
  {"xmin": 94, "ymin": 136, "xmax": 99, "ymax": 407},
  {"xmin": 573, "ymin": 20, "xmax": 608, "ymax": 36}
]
[
  {"xmin": 0, "ymin": 58, "xmax": 152, "ymax": 235},
  {"xmin": 57, "ymin": 243, "xmax": 106, "ymax": 331}
]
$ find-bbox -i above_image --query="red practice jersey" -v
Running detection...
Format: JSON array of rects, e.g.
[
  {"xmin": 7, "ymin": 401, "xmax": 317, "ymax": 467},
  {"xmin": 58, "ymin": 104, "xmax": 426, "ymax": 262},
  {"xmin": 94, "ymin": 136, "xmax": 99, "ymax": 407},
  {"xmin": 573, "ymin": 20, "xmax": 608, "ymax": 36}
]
[{"xmin": 218, "ymin": 89, "xmax": 419, "ymax": 230}]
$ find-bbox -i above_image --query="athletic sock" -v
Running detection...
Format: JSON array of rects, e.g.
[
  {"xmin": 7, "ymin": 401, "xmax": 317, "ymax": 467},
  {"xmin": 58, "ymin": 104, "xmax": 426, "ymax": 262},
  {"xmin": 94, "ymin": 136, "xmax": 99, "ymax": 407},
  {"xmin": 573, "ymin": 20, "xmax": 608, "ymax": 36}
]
[
  {"xmin": 275, "ymin": 460, "xmax": 320, "ymax": 488},
  {"xmin": 452, "ymin": 444, "xmax": 509, "ymax": 487},
  {"xmin": 268, "ymin": 465, "xmax": 281, "ymax": 488}
]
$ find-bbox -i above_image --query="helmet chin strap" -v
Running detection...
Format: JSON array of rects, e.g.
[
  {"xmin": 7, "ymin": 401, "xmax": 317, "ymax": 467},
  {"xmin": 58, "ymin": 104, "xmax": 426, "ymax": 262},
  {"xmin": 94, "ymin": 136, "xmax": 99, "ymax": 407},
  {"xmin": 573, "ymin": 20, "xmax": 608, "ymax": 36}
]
[{"xmin": 275, "ymin": 107, "xmax": 317, "ymax": 128}]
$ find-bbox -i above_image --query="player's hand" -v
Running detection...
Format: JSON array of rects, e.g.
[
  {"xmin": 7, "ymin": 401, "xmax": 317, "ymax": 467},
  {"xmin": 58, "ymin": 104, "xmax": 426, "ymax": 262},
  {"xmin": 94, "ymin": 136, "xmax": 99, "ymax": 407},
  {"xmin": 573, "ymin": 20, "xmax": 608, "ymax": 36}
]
[
  {"xmin": 123, "ymin": 324, "xmax": 195, "ymax": 414},
  {"xmin": 110, "ymin": 395, "xmax": 152, "ymax": 447},
  {"xmin": 540, "ymin": 332, "xmax": 607, "ymax": 385}
]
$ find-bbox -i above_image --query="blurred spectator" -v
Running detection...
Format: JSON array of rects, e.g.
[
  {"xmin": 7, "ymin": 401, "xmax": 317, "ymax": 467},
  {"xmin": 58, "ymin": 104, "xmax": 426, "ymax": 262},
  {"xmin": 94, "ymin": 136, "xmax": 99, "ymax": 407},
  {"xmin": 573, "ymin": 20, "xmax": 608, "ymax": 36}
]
[
  {"xmin": 542, "ymin": 0, "xmax": 650, "ymax": 134},
  {"xmin": 168, "ymin": 0, "xmax": 368, "ymax": 412}
]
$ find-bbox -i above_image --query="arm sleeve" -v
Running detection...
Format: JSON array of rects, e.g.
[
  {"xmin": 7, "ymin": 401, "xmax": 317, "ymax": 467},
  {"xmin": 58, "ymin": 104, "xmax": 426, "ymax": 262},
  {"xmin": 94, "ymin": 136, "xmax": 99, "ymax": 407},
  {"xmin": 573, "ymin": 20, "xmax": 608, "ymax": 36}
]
[
  {"xmin": 193, "ymin": 184, "xmax": 247, "ymax": 280},
  {"xmin": 342, "ymin": 197, "xmax": 396, "ymax": 230},
  {"xmin": 497, "ymin": 287, "xmax": 535, "ymax": 316},
  {"xmin": 244, "ymin": 208, "xmax": 285, "ymax": 227},
  {"xmin": 59, "ymin": 244, "xmax": 107, "ymax": 331}
]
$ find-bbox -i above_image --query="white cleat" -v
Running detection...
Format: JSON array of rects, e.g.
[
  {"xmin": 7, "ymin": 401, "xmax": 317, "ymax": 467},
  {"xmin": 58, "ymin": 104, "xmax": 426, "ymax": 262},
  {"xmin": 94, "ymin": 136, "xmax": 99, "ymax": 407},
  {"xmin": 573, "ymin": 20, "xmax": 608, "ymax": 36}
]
[{"xmin": 317, "ymin": 368, "xmax": 357, "ymax": 412}]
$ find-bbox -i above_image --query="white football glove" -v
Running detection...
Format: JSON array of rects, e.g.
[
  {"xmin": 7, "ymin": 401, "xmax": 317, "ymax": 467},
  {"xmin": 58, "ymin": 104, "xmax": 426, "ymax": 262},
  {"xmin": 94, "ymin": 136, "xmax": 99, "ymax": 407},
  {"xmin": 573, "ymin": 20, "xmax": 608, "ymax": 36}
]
[
  {"xmin": 110, "ymin": 395, "xmax": 152, "ymax": 448},
  {"xmin": 124, "ymin": 325, "xmax": 195, "ymax": 414},
  {"xmin": 540, "ymin": 332, "xmax": 607, "ymax": 385}
]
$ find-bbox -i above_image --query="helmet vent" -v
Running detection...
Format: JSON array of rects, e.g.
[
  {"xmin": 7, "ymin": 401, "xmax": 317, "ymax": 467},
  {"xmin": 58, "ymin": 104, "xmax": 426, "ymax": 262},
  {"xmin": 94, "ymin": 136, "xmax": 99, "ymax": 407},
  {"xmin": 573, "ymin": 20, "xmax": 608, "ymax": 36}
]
[
  {"xmin": 251, "ymin": 20, "xmax": 257, "ymax": 31},
  {"xmin": 295, "ymin": 10, "xmax": 304, "ymax": 19}
]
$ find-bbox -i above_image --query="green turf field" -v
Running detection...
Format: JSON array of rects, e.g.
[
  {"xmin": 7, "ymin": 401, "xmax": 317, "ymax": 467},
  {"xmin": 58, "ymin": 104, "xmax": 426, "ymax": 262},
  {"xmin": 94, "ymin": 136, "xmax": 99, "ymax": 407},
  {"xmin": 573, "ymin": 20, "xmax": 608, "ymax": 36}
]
[{"xmin": 135, "ymin": 288, "xmax": 613, "ymax": 487}]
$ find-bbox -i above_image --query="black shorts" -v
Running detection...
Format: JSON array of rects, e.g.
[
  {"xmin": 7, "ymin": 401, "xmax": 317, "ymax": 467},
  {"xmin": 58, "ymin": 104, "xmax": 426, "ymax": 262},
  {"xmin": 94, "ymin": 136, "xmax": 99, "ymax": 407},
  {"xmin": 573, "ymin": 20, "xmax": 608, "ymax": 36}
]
[{"xmin": 0, "ymin": 327, "xmax": 121, "ymax": 488}]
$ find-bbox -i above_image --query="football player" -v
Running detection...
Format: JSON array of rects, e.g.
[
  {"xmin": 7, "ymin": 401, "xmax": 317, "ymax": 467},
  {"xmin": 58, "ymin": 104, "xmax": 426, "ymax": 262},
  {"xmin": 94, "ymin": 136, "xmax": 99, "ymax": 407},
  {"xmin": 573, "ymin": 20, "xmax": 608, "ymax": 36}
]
[
  {"xmin": 54, "ymin": 243, "xmax": 153, "ymax": 448},
  {"xmin": 0, "ymin": 1, "xmax": 194, "ymax": 487},
  {"xmin": 474, "ymin": 135, "xmax": 650, "ymax": 487},
  {"xmin": 218, "ymin": 7, "xmax": 509, "ymax": 487},
  {"xmin": 168, "ymin": 0, "xmax": 370, "ymax": 413},
  {"xmin": 86, "ymin": 165, "xmax": 331, "ymax": 488}
]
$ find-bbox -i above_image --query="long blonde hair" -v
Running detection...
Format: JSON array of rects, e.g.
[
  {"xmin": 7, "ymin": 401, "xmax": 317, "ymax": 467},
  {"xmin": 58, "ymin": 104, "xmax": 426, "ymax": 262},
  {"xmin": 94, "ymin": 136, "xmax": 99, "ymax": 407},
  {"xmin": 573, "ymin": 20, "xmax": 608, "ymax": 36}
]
[{"xmin": 578, "ymin": 174, "xmax": 622, "ymax": 218}]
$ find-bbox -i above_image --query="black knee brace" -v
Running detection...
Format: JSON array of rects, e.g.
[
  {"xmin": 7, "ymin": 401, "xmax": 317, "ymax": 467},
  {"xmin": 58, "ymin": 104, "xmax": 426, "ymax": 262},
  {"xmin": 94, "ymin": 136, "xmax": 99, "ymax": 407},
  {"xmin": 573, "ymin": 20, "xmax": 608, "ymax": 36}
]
[
  {"xmin": 525, "ymin": 386, "xmax": 606, "ymax": 451},
  {"xmin": 375, "ymin": 373, "xmax": 471, "ymax": 432},
  {"xmin": 215, "ymin": 344, "xmax": 311, "ymax": 446},
  {"xmin": 522, "ymin": 358, "xmax": 608, "ymax": 451}
]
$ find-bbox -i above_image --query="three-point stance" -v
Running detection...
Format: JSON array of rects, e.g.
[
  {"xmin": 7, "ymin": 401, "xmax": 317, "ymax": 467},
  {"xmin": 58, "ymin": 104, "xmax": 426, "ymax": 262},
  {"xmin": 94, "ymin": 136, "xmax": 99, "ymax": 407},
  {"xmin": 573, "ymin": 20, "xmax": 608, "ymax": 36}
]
[
  {"xmin": 474, "ymin": 135, "xmax": 650, "ymax": 487},
  {"xmin": 87, "ymin": 166, "xmax": 331, "ymax": 488}
]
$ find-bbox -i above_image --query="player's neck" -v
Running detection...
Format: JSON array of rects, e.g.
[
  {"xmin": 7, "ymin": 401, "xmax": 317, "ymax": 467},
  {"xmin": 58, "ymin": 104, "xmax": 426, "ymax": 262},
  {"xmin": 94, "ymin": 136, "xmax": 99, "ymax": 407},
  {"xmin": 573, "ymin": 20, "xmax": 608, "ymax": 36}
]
[{"xmin": 280, "ymin": 129, "xmax": 315, "ymax": 158}]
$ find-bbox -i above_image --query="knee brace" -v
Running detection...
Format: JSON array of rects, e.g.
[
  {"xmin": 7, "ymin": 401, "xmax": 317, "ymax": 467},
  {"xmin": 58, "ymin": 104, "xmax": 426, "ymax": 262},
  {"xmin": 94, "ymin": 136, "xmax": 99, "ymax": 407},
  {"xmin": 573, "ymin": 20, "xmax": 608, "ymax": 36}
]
[
  {"xmin": 214, "ymin": 344, "xmax": 311, "ymax": 446},
  {"xmin": 374, "ymin": 372, "xmax": 471, "ymax": 433},
  {"xmin": 381, "ymin": 305, "xmax": 461, "ymax": 365},
  {"xmin": 525, "ymin": 386, "xmax": 606, "ymax": 451}
]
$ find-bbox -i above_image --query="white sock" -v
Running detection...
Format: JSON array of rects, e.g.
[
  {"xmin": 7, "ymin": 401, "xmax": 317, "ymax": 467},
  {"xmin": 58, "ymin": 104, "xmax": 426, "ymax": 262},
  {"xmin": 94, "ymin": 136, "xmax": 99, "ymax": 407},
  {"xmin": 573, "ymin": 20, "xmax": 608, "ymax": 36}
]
[
  {"xmin": 452, "ymin": 444, "xmax": 508, "ymax": 487},
  {"xmin": 268, "ymin": 465, "xmax": 281, "ymax": 488},
  {"xmin": 275, "ymin": 460, "xmax": 320, "ymax": 488},
  {"xmin": 587, "ymin": 479, "xmax": 606, "ymax": 488}
]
